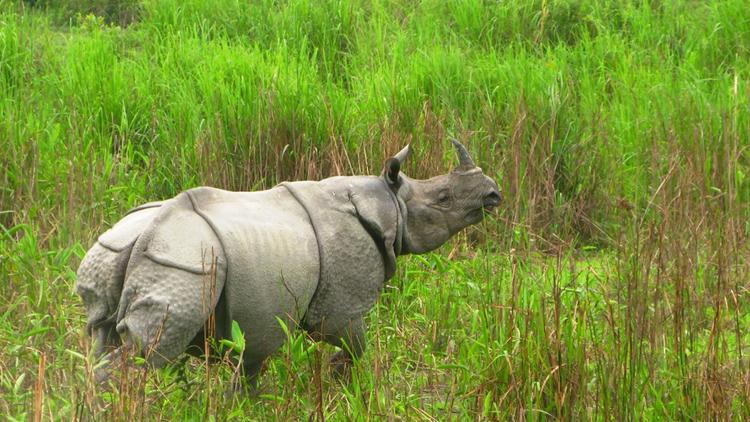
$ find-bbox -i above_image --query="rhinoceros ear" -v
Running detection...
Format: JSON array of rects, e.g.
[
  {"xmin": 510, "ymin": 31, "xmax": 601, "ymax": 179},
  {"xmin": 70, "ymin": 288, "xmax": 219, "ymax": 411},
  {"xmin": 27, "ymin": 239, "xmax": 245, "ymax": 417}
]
[
  {"xmin": 383, "ymin": 144, "xmax": 411, "ymax": 186},
  {"xmin": 383, "ymin": 158, "xmax": 401, "ymax": 186}
]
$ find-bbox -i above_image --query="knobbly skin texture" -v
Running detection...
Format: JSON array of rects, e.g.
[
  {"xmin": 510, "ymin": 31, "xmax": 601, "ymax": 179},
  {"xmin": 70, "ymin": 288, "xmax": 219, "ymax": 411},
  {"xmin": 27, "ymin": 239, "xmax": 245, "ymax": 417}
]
[{"xmin": 76, "ymin": 140, "xmax": 501, "ymax": 390}]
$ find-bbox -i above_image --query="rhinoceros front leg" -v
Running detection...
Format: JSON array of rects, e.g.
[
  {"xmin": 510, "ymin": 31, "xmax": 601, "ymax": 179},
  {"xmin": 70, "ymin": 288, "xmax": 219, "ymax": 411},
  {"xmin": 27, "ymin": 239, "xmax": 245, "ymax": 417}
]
[
  {"xmin": 320, "ymin": 317, "xmax": 366, "ymax": 379},
  {"xmin": 237, "ymin": 358, "xmax": 263, "ymax": 396},
  {"xmin": 222, "ymin": 357, "xmax": 263, "ymax": 399}
]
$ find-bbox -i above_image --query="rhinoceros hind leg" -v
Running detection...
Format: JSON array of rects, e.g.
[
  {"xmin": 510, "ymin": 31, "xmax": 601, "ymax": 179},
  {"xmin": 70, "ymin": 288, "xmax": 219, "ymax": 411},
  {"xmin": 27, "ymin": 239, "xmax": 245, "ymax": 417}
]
[
  {"xmin": 115, "ymin": 257, "xmax": 225, "ymax": 368},
  {"xmin": 93, "ymin": 344, "xmax": 134, "ymax": 386},
  {"xmin": 92, "ymin": 319, "xmax": 121, "ymax": 357}
]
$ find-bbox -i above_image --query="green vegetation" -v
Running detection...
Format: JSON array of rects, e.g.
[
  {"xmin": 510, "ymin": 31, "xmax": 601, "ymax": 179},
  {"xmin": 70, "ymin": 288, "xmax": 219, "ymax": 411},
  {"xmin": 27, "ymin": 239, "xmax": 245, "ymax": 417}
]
[{"xmin": 1, "ymin": 0, "xmax": 749, "ymax": 419}]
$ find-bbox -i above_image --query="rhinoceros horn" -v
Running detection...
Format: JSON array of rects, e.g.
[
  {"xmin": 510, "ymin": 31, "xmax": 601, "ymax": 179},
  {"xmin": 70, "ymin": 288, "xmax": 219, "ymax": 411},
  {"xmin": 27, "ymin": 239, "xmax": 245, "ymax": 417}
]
[{"xmin": 451, "ymin": 138, "xmax": 475, "ymax": 170}]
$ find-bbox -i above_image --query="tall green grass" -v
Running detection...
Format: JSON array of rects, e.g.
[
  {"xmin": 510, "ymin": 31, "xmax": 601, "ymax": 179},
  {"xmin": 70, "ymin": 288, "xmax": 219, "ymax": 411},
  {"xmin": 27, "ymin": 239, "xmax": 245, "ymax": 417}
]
[{"xmin": 1, "ymin": 0, "xmax": 749, "ymax": 419}]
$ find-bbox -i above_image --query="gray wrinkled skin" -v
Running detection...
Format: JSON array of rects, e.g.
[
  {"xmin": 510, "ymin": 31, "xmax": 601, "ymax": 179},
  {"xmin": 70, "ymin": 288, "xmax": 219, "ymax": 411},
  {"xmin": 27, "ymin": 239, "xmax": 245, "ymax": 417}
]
[{"xmin": 76, "ymin": 140, "xmax": 501, "ymax": 388}]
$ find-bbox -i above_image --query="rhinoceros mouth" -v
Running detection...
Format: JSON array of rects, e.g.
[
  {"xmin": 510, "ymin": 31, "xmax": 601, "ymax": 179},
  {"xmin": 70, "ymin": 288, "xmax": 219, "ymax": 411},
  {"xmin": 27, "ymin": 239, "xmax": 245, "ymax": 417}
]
[
  {"xmin": 482, "ymin": 191, "xmax": 501, "ymax": 210},
  {"xmin": 466, "ymin": 207, "xmax": 485, "ymax": 222},
  {"xmin": 482, "ymin": 202, "xmax": 498, "ymax": 212}
]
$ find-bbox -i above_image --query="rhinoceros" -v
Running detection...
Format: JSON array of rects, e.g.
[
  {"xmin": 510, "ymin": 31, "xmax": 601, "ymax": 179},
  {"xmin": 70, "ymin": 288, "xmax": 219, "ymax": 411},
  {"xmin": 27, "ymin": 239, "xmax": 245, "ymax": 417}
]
[{"xmin": 76, "ymin": 140, "xmax": 500, "ymax": 388}]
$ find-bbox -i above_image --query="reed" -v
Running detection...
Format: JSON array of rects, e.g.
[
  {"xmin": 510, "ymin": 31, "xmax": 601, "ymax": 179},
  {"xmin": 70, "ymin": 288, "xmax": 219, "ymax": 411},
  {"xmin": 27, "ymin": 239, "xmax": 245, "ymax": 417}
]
[{"xmin": 1, "ymin": 0, "xmax": 748, "ymax": 419}]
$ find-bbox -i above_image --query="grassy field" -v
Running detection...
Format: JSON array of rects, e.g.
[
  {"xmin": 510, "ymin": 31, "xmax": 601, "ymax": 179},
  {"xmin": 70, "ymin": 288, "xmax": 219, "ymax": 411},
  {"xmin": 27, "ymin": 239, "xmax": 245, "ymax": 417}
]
[{"xmin": 1, "ymin": 0, "xmax": 749, "ymax": 419}]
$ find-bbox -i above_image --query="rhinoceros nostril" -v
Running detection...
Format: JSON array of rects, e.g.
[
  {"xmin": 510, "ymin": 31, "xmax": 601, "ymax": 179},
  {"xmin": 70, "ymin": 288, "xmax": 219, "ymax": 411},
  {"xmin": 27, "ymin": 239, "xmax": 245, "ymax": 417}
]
[{"xmin": 483, "ymin": 191, "xmax": 501, "ymax": 208}]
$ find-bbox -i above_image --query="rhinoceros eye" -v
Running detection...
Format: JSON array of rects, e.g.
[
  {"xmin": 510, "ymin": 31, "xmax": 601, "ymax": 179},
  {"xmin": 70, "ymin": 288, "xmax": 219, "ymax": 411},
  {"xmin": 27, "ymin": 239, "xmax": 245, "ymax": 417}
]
[{"xmin": 435, "ymin": 190, "xmax": 452, "ymax": 208}]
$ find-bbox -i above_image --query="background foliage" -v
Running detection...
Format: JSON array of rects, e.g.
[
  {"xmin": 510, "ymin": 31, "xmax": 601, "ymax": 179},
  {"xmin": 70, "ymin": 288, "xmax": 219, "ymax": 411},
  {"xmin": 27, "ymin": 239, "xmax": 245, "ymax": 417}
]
[{"xmin": 1, "ymin": 0, "xmax": 749, "ymax": 420}]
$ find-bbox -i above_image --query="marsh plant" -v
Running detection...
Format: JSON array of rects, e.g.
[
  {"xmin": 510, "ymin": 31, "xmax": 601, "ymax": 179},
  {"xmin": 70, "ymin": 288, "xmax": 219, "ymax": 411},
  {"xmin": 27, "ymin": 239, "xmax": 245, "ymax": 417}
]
[{"xmin": 1, "ymin": 0, "xmax": 749, "ymax": 420}]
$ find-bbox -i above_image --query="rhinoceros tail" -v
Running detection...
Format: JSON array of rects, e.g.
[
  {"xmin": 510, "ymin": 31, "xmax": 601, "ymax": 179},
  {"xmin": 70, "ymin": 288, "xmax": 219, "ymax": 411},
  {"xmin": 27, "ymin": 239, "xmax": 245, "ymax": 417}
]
[{"xmin": 76, "ymin": 203, "xmax": 163, "ymax": 357}]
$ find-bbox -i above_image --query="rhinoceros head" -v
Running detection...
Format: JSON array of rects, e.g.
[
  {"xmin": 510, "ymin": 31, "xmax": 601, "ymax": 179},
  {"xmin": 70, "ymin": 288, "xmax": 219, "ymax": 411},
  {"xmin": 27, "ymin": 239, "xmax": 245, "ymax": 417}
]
[{"xmin": 382, "ymin": 139, "xmax": 501, "ymax": 254}]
